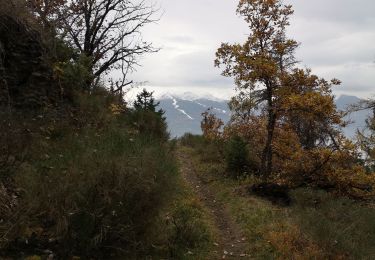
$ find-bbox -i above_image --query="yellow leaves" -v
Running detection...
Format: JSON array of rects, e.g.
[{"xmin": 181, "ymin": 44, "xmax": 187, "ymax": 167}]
[
  {"xmin": 52, "ymin": 62, "xmax": 65, "ymax": 79},
  {"xmin": 284, "ymin": 92, "xmax": 333, "ymax": 114},
  {"xmin": 109, "ymin": 103, "xmax": 124, "ymax": 115},
  {"xmin": 201, "ymin": 109, "xmax": 224, "ymax": 141},
  {"xmin": 266, "ymin": 223, "xmax": 324, "ymax": 259}
]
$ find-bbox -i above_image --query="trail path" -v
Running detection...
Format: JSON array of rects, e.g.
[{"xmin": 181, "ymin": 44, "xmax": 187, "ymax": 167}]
[{"xmin": 177, "ymin": 149, "xmax": 250, "ymax": 259}]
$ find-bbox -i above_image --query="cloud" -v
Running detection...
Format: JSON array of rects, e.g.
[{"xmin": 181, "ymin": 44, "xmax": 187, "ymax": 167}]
[{"xmin": 131, "ymin": 0, "xmax": 375, "ymax": 98}]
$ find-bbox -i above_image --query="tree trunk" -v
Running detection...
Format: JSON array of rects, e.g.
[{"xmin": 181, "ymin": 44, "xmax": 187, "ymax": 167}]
[{"xmin": 261, "ymin": 87, "xmax": 276, "ymax": 180}]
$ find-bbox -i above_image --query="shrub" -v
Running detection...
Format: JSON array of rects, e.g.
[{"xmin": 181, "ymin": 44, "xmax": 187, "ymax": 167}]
[
  {"xmin": 225, "ymin": 135, "xmax": 249, "ymax": 177},
  {"xmin": 179, "ymin": 133, "xmax": 205, "ymax": 148},
  {"xmin": 11, "ymin": 125, "xmax": 178, "ymax": 257},
  {"xmin": 0, "ymin": 88, "xmax": 178, "ymax": 258}
]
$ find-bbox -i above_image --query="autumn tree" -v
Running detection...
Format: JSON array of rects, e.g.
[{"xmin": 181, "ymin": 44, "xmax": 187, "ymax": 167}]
[
  {"xmin": 278, "ymin": 69, "xmax": 343, "ymax": 150},
  {"xmin": 215, "ymin": 0, "xmax": 350, "ymax": 182},
  {"xmin": 355, "ymin": 100, "xmax": 375, "ymax": 170},
  {"xmin": 215, "ymin": 0, "xmax": 298, "ymax": 178},
  {"xmin": 201, "ymin": 108, "xmax": 224, "ymax": 141}
]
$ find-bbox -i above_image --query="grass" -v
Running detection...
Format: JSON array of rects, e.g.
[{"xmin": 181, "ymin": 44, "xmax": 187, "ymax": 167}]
[
  {"xmin": 182, "ymin": 141, "xmax": 375, "ymax": 259},
  {"xmin": 290, "ymin": 188, "xmax": 375, "ymax": 259},
  {"xmin": 0, "ymin": 100, "xmax": 214, "ymax": 258},
  {"xmin": 9, "ymin": 123, "xmax": 179, "ymax": 257},
  {"xmin": 165, "ymin": 179, "xmax": 216, "ymax": 259}
]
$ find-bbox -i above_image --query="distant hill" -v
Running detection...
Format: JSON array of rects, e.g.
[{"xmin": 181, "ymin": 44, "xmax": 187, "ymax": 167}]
[
  {"xmin": 157, "ymin": 94, "xmax": 230, "ymax": 137},
  {"xmin": 158, "ymin": 93, "xmax": 371, "ymax": 138},
  {"xmin": 336, "ymin": 95, "xmax": 371, "ymax": 138}
]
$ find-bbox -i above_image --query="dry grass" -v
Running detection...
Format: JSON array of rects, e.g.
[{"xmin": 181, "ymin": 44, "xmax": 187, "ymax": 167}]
[{"xmin": 265, "ymin": 223, "xmax": 325, "ymax": 259}]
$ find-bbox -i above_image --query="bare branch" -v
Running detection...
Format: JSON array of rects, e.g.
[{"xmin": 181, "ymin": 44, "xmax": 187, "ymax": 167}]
[{"xmin": 53, "ymin": 0, "xmax": 159, "ymax": 89}]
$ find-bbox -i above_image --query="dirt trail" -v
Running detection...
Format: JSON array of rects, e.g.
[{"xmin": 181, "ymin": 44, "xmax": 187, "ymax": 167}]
[{"xmin": 177, "ymin": 149, "xmax": 250, "ymax": 259}]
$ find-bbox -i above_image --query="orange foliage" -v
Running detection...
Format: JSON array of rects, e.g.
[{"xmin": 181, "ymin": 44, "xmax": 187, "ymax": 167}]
[
  {"xmin": 210, "ymin": 0, "xmax": 373, "ymax": 198},
  {"xmin": 266, "ymin": 223, "xmax": 325, "ymax": 259},
  {"xmin": 201, "ymin": 109, "xmax": 224, "ymax": 141}
]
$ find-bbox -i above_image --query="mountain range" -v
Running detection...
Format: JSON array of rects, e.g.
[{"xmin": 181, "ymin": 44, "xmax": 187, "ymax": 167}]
[{"xmin": 157, "ymin": 93, "xmax": 371, "ymax": 138}]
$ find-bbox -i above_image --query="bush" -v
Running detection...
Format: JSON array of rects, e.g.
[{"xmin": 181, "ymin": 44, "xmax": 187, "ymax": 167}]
[
  {"xmin": 10, "ymin": 125, "xmax": 178, "ymax": 257},
  {"xmin": 179, "ymin": 133, "xmax": 223, "ymax": 164},
  {"xmin": 0, "ymin": 3, "xmax": 178, "ymax": 258},
  {"xmin": 0, "ymin": 88, "xmax": 179, "ymax": 258},
  {"xmin": 225, "ymin": 135, "xmax": 250, "ymax": 177},
  {"xmin": 179, "ymin": 133, "xmax": 205, "ymax": 148}
]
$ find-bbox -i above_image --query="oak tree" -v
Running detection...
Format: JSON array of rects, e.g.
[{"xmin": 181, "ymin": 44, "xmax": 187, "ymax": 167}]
[{"xmin": 215, "ymin": 0, "xmax": 298, "ymax": 178}]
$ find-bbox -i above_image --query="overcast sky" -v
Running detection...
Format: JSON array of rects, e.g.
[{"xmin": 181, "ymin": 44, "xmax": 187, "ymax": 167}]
[{"xmin": 130, "ymin": 0, "xmax": 375, "ymax": 100}]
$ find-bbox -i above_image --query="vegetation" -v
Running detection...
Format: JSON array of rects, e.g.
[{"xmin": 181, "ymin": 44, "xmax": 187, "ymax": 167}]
[
  {"xmin": 0, "ymin": 1, "xmax": 211, "ymax": 258},
  {"xmin": 225, "ymin": 135, "xmax": 250, "ymax": 177},
  {"xmin": 28, "ymin": 0, "xmax": 158, "ymax": 90},
  {"xmin": 206, "ymin": 0, "xmax": 375, "ymax": 199},
  {"xmin": 1, "ymin": 0, "xmax": 374, "ymax": 258},
  {"xmin": 181, "ymin": 138, "xmax": 375, "ymax": 259}
]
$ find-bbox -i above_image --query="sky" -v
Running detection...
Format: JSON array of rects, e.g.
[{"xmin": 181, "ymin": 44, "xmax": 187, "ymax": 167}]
[{"xmin": 130, "ymin": 0, "xmax": 375, "ymax": 100}]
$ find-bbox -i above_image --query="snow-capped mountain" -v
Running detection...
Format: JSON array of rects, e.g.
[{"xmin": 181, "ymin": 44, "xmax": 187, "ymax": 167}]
[
  {"xmin": 336, "ymin": 95, "xmax": 371, "ymax": 138},
  {"xmin": 157, "ymin": 93, "xmax": 371, "ymax": 138},
  {"xmin": 157, "ymin": 94, "xmax": 230, "ymax": 137}
]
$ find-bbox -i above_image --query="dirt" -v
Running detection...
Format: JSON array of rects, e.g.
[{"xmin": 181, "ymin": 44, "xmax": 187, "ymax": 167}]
[{"xmin": 177, "ymin": 149, "xmax": 250, "ymax": 259}]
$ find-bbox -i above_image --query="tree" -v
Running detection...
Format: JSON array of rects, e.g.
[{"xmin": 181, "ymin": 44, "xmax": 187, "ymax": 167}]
[
  {"xmin": 201, "ymin": 108, "xmax": 224, "ymax": 141},
  {"xmin": 132, "ymin": 89, "xmax": 168, "ymax": 139},
  {"xmin": 134, "ymin": 88, "xmax": 163, "ymax": 114},
  {"xmin": 215, "ymin": 0, "xmax": 298, "ymax": 178},
  {"xmin": 30, "ymin": 0, "xmax": 159, "ymax": 91},
  {"xmin": 27, "ymin": 0, "xmax": 67, "ymax": 29},
  {"xmin": 278, "ymin": 69, "xmax": 343, "ymax": 150},
  {"xmin": 225, "ymin": 135, "xmax": 250, "ymax": 177},
  {"xmin": 355, "ymin": 101, "xmax": 375, "ymax": 170}
]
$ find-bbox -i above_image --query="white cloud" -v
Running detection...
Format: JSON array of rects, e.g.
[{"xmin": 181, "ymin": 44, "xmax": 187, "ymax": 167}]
[{"xmin": 131, "ymin": 0, "xmax": 375, "ymax": 99}]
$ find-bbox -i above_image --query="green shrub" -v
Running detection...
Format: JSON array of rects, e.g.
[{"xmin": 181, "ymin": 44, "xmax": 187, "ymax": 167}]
[
  {"xmin": 0, "ymin": 93, "xmax": 179, "ymax": 257},
  {"xmin": 179, "ymin": 133, "xmax": 205, "ymax": 148},
  {"xmin": 179, "ymin": 134, "xmax": 223, "ymax": 163},
  {"xmin": 225, "ymin": 135, "xmax": 249, "ymax": 177},
  {"xmin": 12, "ymin": 126, "xmax": 178, "ymax": 257}
]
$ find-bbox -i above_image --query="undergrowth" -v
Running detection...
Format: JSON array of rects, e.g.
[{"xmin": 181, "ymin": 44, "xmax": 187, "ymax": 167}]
[
  {"xmin": 0, "ymin": 94, "xmax": 212, "ymax": 258},
  {"xmin": 181, "ymin": 137, "xmax": 375, "ymax": 259}
]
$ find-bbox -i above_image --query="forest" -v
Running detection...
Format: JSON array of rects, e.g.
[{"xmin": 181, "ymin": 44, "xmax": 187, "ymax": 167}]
[{"xmin": 1, "ymin": 0, "xmax": 375, "ymax": 259}]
